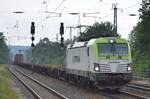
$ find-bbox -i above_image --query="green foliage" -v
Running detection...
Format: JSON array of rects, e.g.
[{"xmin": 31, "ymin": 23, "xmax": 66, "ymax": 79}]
[
  {"xmin": 32, "ymin": 38, "xmax": 66, "ymax": 65},
  {"xmin": 0, "ymin": 32, "xmax": 9, "ymax": 64},
  {"xmin": 78, "ymin": 22, "xmax": 114, "ymax": 40},
  {"xmin": 129, "ymin": 0, "xmax": 150, "ymax": 70},
  {"xmin": 0, "ymin": 65, "xmax": 19, "ymax": 99},
  {"xmin": 51, "ymin": 56, "xmax": 66, "ymax": 67}
]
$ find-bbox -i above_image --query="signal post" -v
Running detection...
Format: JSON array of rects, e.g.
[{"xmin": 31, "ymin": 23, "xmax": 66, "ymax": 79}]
[{"xmin": 31, "ymin": 22, "xmax": 35, "ymax": 73}]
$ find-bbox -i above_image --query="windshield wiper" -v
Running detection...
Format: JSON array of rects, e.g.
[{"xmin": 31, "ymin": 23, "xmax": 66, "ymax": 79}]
[
  {"xmin": 106, "ymin": 55, "xmax": 110, "ymax": 59},
  {"xmin": 118, "ymin": 55, "xmax": 122, "ymax": 59}
]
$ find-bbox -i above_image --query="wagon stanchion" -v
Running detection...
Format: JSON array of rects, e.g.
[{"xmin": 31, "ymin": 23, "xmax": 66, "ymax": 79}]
[{"xmin": 31, "ymin": 60, "xmax": 35, "ymax": 74}]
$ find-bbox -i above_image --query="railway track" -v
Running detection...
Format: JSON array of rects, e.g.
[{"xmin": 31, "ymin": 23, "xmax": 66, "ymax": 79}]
[
  {"xmin": 96, "ymin": 88, "xmax": 150, "ymax": 99},
  {"xmin": 117, "ymin": 83, "xmax": 150, "ymax": 99},
  {"xmin": 118, "ymin": 90, "xmax": 150, "ymax": 99},
  {"xmin": 8, "ymin": 67, "xmax": 68, "ymax": 99},
  {"xmin": 12, "ymin": 65, "xmax": 150, "ymax": 99},
  {"xmin": 127, "ymin": 83, "xmax": 150, "ymax": 91}
]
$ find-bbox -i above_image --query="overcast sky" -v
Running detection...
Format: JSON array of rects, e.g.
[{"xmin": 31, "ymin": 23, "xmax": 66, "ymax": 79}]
[{"xmin": 0, "ymin": 0, "xmax": 141, "ymax": 46}]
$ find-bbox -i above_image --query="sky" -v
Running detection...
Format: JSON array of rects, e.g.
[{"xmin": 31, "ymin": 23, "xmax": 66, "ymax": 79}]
[{"xmin": 0, "ymin": 0, "xmax": 142, "ymax": 46}]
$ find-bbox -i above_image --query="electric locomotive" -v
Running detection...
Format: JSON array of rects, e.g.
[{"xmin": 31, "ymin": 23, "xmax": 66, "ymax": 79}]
[{"xmin": 66, "ymin": 37, "xmax": 132, "ymax": 89}]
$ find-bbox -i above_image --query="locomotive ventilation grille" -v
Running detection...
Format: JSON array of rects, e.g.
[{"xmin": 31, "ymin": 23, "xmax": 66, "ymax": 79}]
[
  {"xmin": 100, "ymin": 64, "xmax": 111, "ymax": 72},
  {"xmin": 117, "ymin": 64, "xmax": 128, "ymax": 72},
  {"xmin": 99, "ymin": 64, "xmax": 128, "ymax": 72}
]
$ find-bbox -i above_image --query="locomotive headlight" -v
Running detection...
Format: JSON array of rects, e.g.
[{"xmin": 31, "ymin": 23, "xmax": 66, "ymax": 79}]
[
  {"xmin": 127, "ymin": 66, "xmax": 131, "ymax": 71},
  {"xmin": 94, "ymin": 63, "xmax": 100, "ymax": 72},
  {"xmin": 127, "ymin": 64, "xmax": 131, "ymax": 71},
  {"xmin": 109, "ymin": 39, "xmax": 116, "ymax": 43},
  {"xmin": 110, "ymin": 39, "xmax": 114, "ymax": 43}
]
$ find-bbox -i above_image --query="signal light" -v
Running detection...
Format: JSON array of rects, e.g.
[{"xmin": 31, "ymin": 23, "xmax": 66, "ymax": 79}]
[
  {"xmin": 31, "ymin": 43, "xmax": 35, "ymax": 47},
  {"xmin": 30, "ymin": 22, "xmax": 35, "ymax": 47},
  {"xmin": 60, "ymin": 22, "xmax": 64, "ymax": 35},
  {"xmin": 31, "ymin": 36, "xmax": 35, "ymax": 41},
  {"xmin": 31, "ymin": 22, "xmax": 35, "ymax": 35}
]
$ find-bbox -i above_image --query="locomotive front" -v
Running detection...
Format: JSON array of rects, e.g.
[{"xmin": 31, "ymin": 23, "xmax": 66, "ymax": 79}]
[{"xmin": 89, "ymin": 37, "xmax": 132, "ymax": 89}]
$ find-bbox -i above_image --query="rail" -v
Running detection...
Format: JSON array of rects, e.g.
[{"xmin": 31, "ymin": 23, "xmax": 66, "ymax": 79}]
[
  {"xmin": 119, "ymin": 90, "xmax": 150, "ymax": 99},
  {"xmin": 127, "ymin": 83, "xmax": 150, "ymax": 92},
  {"xmin": 14, "ymin": 68, "xmax": 68, "ymax": 99},
  {"xmin": 8, "ymin": 68, "xmax": 42, "ymax": 99}
]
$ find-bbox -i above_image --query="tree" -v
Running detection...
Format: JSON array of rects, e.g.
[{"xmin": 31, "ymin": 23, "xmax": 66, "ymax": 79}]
[
  {"xmin": 32, "ymin": 38, "xmax": 66, "ymax": 65},
  {"xmin": 0, "ymin": 32, "xmax": 9, "ymax": 64},
  {"xmin": 139, "ymin": 0, "xmax": 150, "ymax": 53},
  {"xmin": 129, "ymin": 0, "xmax": 150, "ymax": 69},
  {"xmin": 78, "ymin": 22, "xmax": 115, "ymax": 41}
]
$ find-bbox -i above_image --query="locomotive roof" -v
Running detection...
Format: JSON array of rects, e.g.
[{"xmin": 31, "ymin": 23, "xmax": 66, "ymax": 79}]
[{"xmin": 67, "ymin": 37, "xmax": 128, "ymax": 49}]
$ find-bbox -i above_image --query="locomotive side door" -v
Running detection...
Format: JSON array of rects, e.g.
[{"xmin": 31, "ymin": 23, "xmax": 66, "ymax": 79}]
[{"xmin": 87, "ymin": 47, "xmax": 90, "ymax": 72}]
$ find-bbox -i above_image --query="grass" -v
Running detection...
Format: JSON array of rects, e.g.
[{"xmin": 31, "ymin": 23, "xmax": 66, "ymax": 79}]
[{"xmin": 0, "ymin": 64, "xmax": 19, "ymax": 99}]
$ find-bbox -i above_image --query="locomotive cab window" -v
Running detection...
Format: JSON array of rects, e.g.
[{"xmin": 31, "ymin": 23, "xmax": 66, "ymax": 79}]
[{"xmin": 97, "ymin": 43, "xmax": 128, "ymax": 56}]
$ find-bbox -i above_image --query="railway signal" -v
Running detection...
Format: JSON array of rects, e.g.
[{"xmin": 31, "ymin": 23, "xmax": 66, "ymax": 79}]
[
  {"xmin": 31, "ymin": 22, "xmax": 35, "ymax": 35},
  {"xmin": 31, "ymin": 22, "xmax": 35, "ymax": 47},
  {"xmin": 31, "ymin": 36, "xmax": 35, "ymax": 41},
  {"xmin": 30, "ymin": 22, "xmax": 35, "ymax": 73},
  {"xmin": 60, "ymin": 22, "xmax": 64, "ymax": 36},
  {"xmin": 60, "ymin": 22, "xmax": 64, "ymax": 47}
]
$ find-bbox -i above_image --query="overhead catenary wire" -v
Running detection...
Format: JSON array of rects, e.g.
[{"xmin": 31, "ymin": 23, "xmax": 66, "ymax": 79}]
[
  {"xmin": 124, "ymin": 2, "xmax": 141, "ymax": 10},
  {"xmin": 12, "ymin": 1, "xmax": 141, "ymax": 43},
  {"xmin": 41, "ymin": 0, "xmax": 66, "ymax": 23},
  {"xmin": 39, "ymin": 1, "xmax": 141, "ymax": 43},
  {"xmin": 54, "ymin": 0, "xmax": 67, "ymax": 11},
  {"xmin": 41, "ymin": 0, "xmax": 67, "ymax": 23},
  {"xmin": 102, "ymin": 2, "xmax": 141, "ymax": 19},
  {"xmin": 31, "ymin": 0, "xmax": 49, "ymax": 21}
]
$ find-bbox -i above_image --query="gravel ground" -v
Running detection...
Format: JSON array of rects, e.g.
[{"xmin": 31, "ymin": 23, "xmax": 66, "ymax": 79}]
[{"xmin": 12, "ymin": 65, "xmax": 143, "ymax": 99}]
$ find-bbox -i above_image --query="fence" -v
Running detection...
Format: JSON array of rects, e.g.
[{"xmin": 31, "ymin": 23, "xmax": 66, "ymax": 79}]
[{"xmin": 132, "ymin": 68, "xmax": 150, "ymax": 80}]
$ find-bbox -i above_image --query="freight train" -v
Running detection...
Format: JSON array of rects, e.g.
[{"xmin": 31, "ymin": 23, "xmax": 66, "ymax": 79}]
[
  {"xmin": 14, "ymin": 54, "xmax": 24, "ymax": 64},
  {"xmin": 15, "ymin": 37, "xmax": 132, "ymax": 90}
]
